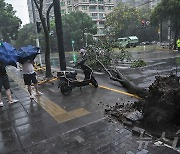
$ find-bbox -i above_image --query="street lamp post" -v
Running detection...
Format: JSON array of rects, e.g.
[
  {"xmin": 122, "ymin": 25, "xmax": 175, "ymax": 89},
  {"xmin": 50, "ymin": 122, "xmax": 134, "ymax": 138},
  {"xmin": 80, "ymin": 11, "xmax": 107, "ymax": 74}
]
[
  {"xmin": 84, "ymin": 33, "xmax": 88, "ymax": 47},
  {"xmin": 84, "ymin": 28, "xmax": 88, "ymax": 47}
]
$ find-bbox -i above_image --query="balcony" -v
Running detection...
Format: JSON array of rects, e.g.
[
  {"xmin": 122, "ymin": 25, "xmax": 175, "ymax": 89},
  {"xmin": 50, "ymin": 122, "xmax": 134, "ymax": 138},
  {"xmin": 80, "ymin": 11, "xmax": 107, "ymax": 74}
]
[
  {"xmin": 89, "ymin": 9, "xmax": 98, "ymax": 12},
  {"xmin": 91, "ymin": 16, "xmax": 98, "ymax": 19},
  {"xmin": 89, "ymin": 1, "xmax": 97, "ymax": 4}
]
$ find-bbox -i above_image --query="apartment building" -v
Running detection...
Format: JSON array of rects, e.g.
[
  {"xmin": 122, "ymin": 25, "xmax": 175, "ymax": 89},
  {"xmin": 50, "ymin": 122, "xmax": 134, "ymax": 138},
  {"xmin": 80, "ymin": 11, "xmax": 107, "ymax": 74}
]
[
  {"xmin": 27, "ymin": 0, "xmax": 161, "ymax": 36},
  {"xmin": 121, "ymin": 0, "xmax": 161, "ymax": 8},
  {"xmin": 27, "ymin": 0, "xmax": 115, "ymax": 36}
]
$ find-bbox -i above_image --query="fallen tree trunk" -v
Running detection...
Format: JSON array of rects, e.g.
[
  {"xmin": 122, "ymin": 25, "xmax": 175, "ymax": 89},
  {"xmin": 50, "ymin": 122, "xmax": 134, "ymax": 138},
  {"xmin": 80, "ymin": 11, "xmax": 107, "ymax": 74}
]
[
  {"xmin": 96, "ymin": 58, "xmax": 148, "ymax": 98},
  {"xmin": 97, "ymin": 57, "xmax": 180, "ymax": 128}
]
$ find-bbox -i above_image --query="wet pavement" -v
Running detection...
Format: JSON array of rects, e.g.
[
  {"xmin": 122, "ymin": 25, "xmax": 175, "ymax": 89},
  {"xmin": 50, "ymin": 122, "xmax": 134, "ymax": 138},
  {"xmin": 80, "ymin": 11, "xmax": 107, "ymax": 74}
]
[{"xmin": 0, "ymin": 49, "xmax": 180, "ymax": 153}]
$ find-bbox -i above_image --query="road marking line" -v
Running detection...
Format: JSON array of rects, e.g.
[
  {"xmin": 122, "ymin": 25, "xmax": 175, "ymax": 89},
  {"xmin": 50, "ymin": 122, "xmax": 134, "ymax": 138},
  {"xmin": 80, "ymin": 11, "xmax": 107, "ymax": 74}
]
[{"xmin": 99, "ymin": 85, "xmax": 140, "ymax": 99}]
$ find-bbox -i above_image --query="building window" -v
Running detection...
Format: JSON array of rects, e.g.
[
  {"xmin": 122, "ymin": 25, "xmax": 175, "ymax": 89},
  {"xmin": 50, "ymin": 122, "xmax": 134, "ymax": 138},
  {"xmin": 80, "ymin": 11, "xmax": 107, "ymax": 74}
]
[
  {"xmin": 68, "ymin": 7, "xmax": 72, "ymax": 12},
  {"xmin": 82, "ymin": 0, "xmax": 88, "ymax": 2},
  {"xmin": 82, "ymin": 6, "xmax": 88, "ymax": 10},
  {"xmin": 99, "ymin": 13, "xmax": 104, "ymax": 19},
  {"xmin": 61, "ymin": 1, "xmax": 65, "ymax": 6},
  {"xmin": 89, "ymin": 6, "xmax": 96, "ymax": 11},
  {"xmin": 89, "ymin": 0, "xmax": 97, "ymax": 4},
  {"xmin": 67, "ymin": 1, "xmax": 71, "ymax": 5},
  {"xmin": 61, "ymin": 9, "xmax": 65, "ymax": 14},
  {"xmin": 91, "ymin": 13, "xmax": 98, "ymax": 19},
  {"xmin": 108, "ymin": 6, "xmax": 112, "ymax": 10},
  {"xmin": 98, "ymin": 6, "xmax": 104, "ymax": 11},
  {"xmin": 98, "ymin": 0, "xmax": 103, "ymax": 4},
  {"xmin": 108, "ymin": 0, "xmax": 111, "ymax": 3},
  {"xmin": 99, "ymin": 21, "xmax": 104, "ymax": 25}
]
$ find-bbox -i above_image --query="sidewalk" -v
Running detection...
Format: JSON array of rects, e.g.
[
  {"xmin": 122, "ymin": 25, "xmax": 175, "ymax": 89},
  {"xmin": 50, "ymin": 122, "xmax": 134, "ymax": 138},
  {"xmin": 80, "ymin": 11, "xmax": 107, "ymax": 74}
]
[{"xmin": 0, "ymin": 68, "xmax": 179, "ymax": 153}]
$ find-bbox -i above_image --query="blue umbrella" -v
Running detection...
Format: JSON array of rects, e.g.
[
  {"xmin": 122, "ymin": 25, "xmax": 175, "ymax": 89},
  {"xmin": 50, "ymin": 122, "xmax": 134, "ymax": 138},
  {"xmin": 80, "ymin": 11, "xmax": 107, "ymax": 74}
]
[
  {"xmin": 0, "ymin": 42, "xmax": 19, "ymax": 67},
  {"xmin": 17, "ymin": 45, "xmax": 40, "ymax": 64}
]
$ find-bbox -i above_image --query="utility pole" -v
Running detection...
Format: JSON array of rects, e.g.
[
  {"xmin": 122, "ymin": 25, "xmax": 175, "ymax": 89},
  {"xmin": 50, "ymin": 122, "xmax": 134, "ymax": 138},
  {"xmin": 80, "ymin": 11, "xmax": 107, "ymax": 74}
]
[
  {"xmin": 31, "ymin": 0, "xmax": 42, "ymax": 66},
  {"xmin": 53, "ymin": 0, "xmax": 66, "ymax": 71}
]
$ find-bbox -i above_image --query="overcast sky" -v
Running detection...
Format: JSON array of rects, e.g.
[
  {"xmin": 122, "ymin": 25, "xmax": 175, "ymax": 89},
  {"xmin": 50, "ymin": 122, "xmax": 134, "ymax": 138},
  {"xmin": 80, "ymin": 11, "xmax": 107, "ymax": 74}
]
[{"xmin": 5, "ymin": 0, "xmax": 29, "ymax": 26}]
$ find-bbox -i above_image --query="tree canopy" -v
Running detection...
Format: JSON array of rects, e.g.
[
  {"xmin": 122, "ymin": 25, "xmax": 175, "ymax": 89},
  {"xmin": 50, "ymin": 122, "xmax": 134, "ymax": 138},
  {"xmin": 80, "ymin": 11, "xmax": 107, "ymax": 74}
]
[
  {"xmin": 14, "ymin": 24, "xmax": 36, "ymax": 48},
  {"xmin": 151, "ymin": 0, "xmax": 180, "ymax": 47},
  {"xmin": 61, "ymin": 11, "xmax": 97, "ymax": 51},
  {"xmin": 105, "ymin": 2, "xmax": 140, "ymax": 38},
  {"xmin": 0, "ymin": 0, "xmax": 22, "ymax": 42}
]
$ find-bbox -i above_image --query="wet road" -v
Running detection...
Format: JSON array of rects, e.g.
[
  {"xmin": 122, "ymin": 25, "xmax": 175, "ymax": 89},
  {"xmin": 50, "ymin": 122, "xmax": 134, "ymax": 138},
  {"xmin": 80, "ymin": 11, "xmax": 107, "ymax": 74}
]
[{"xmin": 0, "ymin": 48, "xmax": 179, "ymax": 153}]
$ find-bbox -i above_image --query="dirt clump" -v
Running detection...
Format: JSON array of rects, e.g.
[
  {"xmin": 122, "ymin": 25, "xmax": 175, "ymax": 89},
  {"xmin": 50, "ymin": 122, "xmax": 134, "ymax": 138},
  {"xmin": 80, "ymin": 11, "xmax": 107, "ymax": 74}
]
[
  {"xmin": 105, "ymin": 74, "xmax": 180, "ymax": 130},
  {"xmin": 141, "ymin": 74, "xmax": 180, "ymax": 129}
]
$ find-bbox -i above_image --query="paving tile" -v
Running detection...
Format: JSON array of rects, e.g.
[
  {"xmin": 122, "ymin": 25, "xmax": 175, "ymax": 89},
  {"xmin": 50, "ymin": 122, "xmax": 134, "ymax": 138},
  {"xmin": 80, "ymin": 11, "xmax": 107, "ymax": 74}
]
[
  {"xmin": 0, "ymin": 109, "xmax": 8, "ymax": 117},
  {"xmin": 0, "ymin": 128, "xmax": 18, "ymax": 142},
  {"xmin": 18, "ymin": 96, "xmax": 31, "ymax": 102},
  {"xmin": 61, "ymin": 118, "xmax": 85, "ymax": 132},
  {"xmin": 25, "ymin": 140, "xmax": 63, "ymax": 154},
  {"xmin": 6, "ymin": 104, "xmax": 25, "ymax": 114},
  {"xmin": 13, "ymin": 116, "xmax": 33, "ymax": 127},
  {"xmin": 0, "ymin": 106, "xmax": 6, "ymax": 113},
  {"xmin": 35, "ymin": 117, "xmax": 58, "ymax": 130},
  {"xmin": 26, "ymin": 148, "xmax": 59, "ymax": 154},
  {"xmin": 26, "ymin": 106, "xmax": 46, "ymax": 115},
  {"xmin": 0, "ymin": 138, "xmax": 22, "ymax": 153},
  {"xmin": 41, "ymin": 124, "xmax": 68, "ymax": 139},
  {"xmin": 23, "ymin": 101, "xmax": 41, "ymax": 110},
  {"xmin": 77, "ymin": 111, "xmax": 105, "ymax": 125},
  {"xmin": 15, "ymin": 123, "xmax": 39, "ymax": 137},
  {"xmin": 79, "ymin": 147, "xmax": 96, "ymax": 154},
  {"xmin": 29, "ymin": 112, "xmax": 52, "ymax": 122},
  {"xmin": 21, "ymin": 99, "xmax": 35, "ymax": 106},
  {"xmin": 5, "ymin": 102, "xmax": 22, "ymax": 109},
  {"xmin": 0, "ymin": 112, "xmax": 11, "ymax": 124},
  {"xmin": 10, "ymin": 110, "xmax": 29, "ymax": 120},
  {"xmin": 0, "ymin": 121, "xmax": 13, "ymax": 131},
  {"xmin": 19, "ymin": 131, "xmax": 46, "ymax": 148},
  {"xmin": 14, "ymin": 92, "xmax": 29, "ymax": 99},
  {"xmin": 10, "ymin": 149, "xmax": 26, "ymax": 154},
  {"xmin": 96, "ymin": 143, "xmax": 111, "ymax": 153}
]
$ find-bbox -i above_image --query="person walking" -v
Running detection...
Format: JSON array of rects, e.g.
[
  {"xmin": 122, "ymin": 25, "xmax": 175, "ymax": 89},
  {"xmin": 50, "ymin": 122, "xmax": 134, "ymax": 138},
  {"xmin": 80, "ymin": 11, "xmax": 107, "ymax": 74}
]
[
  {"xmin": 0, "ymin": 63, "xmax": 19, "ymax": 107},
  {"xmin": 22, "ymin": 60, "xmax": 42, "ymax": 99},
  {"xmin": 177, "ymin": 37, "xmax": 180, "ymax": 52}
]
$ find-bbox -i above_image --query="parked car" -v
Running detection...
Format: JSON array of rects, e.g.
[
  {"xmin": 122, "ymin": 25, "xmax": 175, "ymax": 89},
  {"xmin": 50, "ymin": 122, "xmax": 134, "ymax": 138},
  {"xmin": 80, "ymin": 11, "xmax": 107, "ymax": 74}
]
[{"xmin": 117, "ymin": 36, "xmax": 139, "ymax": 48}]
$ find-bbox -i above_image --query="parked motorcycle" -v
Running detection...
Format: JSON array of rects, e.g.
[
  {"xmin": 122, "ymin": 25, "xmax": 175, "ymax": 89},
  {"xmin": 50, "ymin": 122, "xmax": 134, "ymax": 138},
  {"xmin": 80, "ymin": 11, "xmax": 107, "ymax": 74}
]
[{"xmin": 57, "ymin": 58, "xmax": 98, "ymax": 95}]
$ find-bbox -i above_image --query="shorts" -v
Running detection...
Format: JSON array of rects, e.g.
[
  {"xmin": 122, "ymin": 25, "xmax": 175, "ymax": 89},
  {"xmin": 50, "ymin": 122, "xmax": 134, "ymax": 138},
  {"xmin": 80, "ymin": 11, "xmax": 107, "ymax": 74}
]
[
  {"xmin": 23, "ymin": 72, "xmax": 38, "ymax": 85},
  {"xmin": 0, "ymin": 75, "xmax": 10, "ymax": 91}
]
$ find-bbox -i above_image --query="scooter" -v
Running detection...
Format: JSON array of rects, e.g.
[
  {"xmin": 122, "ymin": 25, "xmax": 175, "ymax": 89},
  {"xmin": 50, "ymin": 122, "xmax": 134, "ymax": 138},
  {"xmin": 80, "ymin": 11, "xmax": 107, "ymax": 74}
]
[{"xmin": 57, "ymin": 58, "xmax": 98, "ymax": 95}]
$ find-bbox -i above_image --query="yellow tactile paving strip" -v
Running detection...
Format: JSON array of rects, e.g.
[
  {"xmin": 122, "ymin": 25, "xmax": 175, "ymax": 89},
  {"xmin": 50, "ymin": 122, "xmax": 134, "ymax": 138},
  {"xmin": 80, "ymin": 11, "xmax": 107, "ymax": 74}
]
[
  {"xmin": 7, "ymin": 70, "xmax": 90, "ymax": 123},
  {"xmin": 37, "ymin": 77, "xmax": 58, "ymax": 85}
]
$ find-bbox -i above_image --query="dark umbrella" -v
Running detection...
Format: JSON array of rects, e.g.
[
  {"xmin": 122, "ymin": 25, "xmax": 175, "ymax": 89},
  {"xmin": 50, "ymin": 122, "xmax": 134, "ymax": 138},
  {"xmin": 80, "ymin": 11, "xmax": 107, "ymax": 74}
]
[
  {"xmin": 0, "ymin": 42, "xmax": 19, "ymax": 67},
  {"xmin": 17, "ymin": 45, "xmax": 40, "ymax": 64}
]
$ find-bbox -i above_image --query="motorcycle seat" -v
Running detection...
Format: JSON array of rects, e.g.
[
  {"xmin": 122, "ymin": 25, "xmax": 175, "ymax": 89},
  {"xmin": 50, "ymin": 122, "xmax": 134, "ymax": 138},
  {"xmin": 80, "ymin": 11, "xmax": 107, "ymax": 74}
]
[{"xmin": 57, "ymin": 71, "xmax": 77, "ymax": 77}]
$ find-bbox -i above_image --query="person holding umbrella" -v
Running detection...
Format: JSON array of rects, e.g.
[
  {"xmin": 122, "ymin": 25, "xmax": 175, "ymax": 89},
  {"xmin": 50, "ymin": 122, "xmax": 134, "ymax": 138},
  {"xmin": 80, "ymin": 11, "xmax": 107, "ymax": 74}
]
[
  {"xmin": 0, "ymin": 63, "xmax": 19, "ymax": 107},
  {"xmin": 18, "ymin": 45, "xmax": 42, "ymax": 99},
  {"xmin": 22, "ymin": 59, "xmax": 42, "ymax": 99},
  {"xmin": 0, "ymin": 42, "xmax": 19, "ymax": 107}
]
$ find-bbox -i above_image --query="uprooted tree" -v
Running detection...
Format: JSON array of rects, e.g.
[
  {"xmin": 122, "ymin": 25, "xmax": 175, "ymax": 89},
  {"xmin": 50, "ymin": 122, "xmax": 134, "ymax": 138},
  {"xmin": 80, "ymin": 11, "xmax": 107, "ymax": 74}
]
[{"xmin": 84, "ymin": 40, "xmax": 180, "ymax": 129}]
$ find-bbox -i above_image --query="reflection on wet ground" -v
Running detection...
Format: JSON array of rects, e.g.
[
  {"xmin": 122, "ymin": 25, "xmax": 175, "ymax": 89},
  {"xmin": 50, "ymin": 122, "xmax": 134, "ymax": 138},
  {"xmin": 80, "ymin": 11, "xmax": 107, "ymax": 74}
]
[{"xmin": 0, "ymin": 49, "xmax": 179, "ymax": 153}]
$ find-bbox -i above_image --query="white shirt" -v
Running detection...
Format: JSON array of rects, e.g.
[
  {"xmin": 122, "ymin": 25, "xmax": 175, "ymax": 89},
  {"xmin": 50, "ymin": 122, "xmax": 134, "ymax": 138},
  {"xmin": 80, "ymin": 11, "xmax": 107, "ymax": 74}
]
[{"xmin": 22, "ymin": 61, "xmax": 35, "ymax": 74}]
